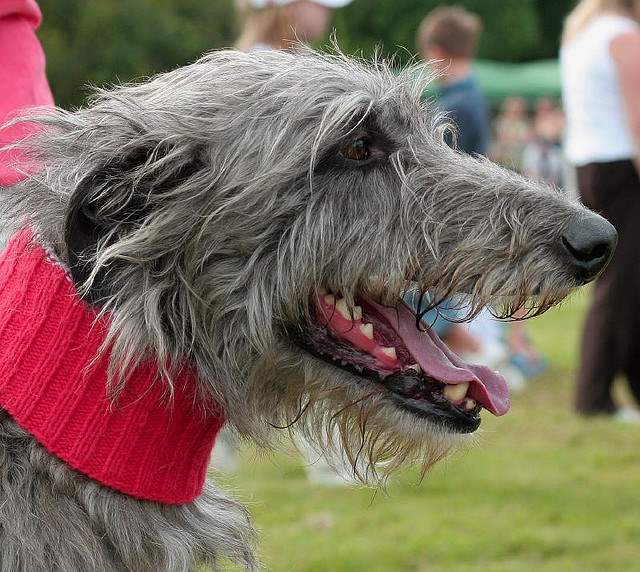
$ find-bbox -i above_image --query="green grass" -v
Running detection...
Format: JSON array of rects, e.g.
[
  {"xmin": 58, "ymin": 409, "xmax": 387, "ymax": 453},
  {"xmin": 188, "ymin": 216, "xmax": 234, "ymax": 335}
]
[{"xmin": 214, "ymin": 290, "xmax": 640, "ymax": 571}]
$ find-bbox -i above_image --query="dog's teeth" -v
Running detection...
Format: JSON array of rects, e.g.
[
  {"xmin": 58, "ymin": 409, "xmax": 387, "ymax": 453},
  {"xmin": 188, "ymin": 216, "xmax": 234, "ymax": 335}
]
[
  {"xmin": 335, "ymin": 298, "xmax": 352, "ymax": 320},
  {"xmin": 360, "ymin": 323, "xmax": 374, "ymax": 339},
  {"xmin": 324, "ymin": 294, "xmax": 336, "ymax": 306},
  {"xmin": 443, "ymin": 382, "xmax": 469, "ymax": 403},
  {"xmin": 464, "ymin": 398, "xmax": 477, "ymax": 411},
  {"xmin": 406, "ymin": 363, "xmax": 421, "ymax": 373},
  {"xmin": 380, "ymin": 347, "xmax": 397, "ymax": 360},
  {"xmin": 353, "ymin": 305, "xmax": 362, "ymax": 321}
]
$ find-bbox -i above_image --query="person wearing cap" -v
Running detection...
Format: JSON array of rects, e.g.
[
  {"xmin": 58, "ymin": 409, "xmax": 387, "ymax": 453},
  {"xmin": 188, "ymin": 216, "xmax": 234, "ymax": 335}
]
[{"xmin": 235, "ymin": 0, "xmax": 351, "ymax": 52}]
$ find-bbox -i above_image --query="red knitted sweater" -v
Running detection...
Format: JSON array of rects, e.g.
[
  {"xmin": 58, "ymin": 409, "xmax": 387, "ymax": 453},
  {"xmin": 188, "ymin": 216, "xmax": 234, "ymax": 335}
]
[{"xmin": 0, "ymin": 229, "xmax": 224, "ymax": 504}]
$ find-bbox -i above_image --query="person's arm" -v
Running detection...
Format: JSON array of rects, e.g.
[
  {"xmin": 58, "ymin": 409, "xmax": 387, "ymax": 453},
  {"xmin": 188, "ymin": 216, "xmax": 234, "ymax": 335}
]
[
  {"xmin": 0, "ymin": 1, "xmax": 54, "ymax": 187},
  {"xmin": 611, "ymin": 31, "xmax": 640, "ymax": 173}
]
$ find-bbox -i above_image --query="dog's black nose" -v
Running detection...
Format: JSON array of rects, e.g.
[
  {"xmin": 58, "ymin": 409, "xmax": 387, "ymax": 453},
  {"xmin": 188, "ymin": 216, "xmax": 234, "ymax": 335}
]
[{"xmin": 561, "ymin": 212, "xmax": 617, "ymax": 282}]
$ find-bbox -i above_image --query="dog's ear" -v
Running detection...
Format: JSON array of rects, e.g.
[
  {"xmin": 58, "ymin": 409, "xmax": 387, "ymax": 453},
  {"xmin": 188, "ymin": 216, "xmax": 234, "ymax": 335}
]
[{"xmin": 64, "ymin": 143, "xmax": 205, "ymax": 305}]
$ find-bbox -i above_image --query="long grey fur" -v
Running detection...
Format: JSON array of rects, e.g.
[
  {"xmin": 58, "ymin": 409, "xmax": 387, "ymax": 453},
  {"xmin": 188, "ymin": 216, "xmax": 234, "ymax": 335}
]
[{"xmin": 0, "ymin": 47, "xmax": 599, "ymax": 570}]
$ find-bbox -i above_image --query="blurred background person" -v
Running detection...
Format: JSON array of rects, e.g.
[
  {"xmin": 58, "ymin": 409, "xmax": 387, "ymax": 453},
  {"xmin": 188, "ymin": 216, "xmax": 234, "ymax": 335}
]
[
  {"xmin": 416, "ymin": 6, "xmax": 537, "ymax": 390},
  {"xmin": 491, "ymin": 96, "xmax": 531, "ymax": 172},
  {"xmin": 562, "ymin": 0, "xmax": 640, "ymax": 422},
  {"xmin": 534, "ymin": 96, "xmax": 565, "ymax": 146},
  {"xmin": 522, "ymin": 97, "xmax": 565, "ymax": 188},
  {"xmin": 236, "ymin": 0, "xmax": 351, "ymax": 52},
  {"xmin": 417, "ymin": 6, "xmax": 489, "ymax": 156},
  {"xmin": 502, "ymin": 99, "xmax": 560, "ymax": 379},
  {"xmin": 491, "ymin": 95, "xmax": 559, "ymax": 378}
]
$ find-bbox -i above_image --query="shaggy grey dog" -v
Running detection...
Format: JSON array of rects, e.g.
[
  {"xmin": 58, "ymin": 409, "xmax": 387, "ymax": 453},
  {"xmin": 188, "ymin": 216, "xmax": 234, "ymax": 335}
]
[{"xmin": 0, "ymin": 48, "xmax": 616, "ymax": 571}]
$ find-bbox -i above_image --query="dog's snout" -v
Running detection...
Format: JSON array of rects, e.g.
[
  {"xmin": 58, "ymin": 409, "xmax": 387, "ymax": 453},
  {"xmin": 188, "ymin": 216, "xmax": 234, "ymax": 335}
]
[{"xmin": 561, "ymin": 212, "xmax": 617, "ymax": 283}]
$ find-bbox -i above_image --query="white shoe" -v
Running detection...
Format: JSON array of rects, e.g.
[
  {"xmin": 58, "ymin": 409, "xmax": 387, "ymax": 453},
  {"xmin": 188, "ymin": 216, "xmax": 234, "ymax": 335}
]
[{"xmin": 614, "ymin": 407, "xmax": 640, "ymax": 424}]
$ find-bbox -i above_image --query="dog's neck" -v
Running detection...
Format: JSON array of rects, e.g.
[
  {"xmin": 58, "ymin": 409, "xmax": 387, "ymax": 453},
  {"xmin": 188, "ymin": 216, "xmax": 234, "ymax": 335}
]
[{"xmin": 0, "ymin": 229, "xmax": 224, "ymax": 504}]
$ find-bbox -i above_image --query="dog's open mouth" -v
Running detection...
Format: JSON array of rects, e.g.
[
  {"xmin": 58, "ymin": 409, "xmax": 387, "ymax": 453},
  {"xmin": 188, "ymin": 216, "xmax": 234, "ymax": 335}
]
[{"xmin": 299, "ymin": 290, "xmax": 510, "ymax": 433}]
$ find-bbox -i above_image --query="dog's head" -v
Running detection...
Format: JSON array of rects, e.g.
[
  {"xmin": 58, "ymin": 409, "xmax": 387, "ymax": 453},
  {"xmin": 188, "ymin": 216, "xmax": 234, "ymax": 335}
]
[{"xmin": 7, "ymin": 48, "xmax": 616, "ymax": 480}]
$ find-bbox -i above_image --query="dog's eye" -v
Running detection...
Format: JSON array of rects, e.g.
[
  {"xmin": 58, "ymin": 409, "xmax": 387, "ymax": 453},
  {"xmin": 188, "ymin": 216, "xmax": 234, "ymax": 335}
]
[{"xmin": 339, "ymin": 138, "xmax": 370, "ymax": 162}]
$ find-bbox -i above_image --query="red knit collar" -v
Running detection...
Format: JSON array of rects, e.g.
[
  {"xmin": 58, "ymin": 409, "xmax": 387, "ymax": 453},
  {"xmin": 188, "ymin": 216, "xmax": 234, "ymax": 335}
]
[{"xmin": 0, "ymin": 229, "xmax": 224, "ymax": 504}]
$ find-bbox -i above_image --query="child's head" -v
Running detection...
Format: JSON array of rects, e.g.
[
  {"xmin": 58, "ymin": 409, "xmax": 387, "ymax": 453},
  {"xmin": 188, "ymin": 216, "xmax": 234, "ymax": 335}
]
[{"xmin": 417, "ymin": 6, "xmax": 482, "ymax": 71}]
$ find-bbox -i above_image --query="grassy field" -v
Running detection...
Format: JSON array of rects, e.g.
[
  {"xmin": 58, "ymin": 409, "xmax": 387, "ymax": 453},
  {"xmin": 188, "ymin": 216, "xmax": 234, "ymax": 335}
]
[{"xmin": 214, "ymin": 290, "xmax": 640, "ymax": 571}]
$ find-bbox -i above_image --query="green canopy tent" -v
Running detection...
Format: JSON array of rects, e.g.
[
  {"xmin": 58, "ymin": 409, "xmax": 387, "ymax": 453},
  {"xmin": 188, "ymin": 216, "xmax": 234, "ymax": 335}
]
[
  {"xmin": 473, "ymin": 59, "xmax": 561, "ymax": 104},
  {"xmin": 422, "ymin": 59, "xmax": 561, "ymax": 106}
]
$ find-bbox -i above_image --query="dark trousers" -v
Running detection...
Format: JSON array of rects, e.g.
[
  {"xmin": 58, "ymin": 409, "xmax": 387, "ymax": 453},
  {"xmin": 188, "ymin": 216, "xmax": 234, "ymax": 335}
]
[{"xmin": 575, "ymin": 160, "xmax": 640, "ymax": 414}]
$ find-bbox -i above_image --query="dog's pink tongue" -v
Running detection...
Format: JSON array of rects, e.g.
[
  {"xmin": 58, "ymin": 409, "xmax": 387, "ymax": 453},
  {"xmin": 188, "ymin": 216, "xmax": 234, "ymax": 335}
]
[{"xmin": 369, "ymin": 301, "xmax": 510, "ymax": 416}]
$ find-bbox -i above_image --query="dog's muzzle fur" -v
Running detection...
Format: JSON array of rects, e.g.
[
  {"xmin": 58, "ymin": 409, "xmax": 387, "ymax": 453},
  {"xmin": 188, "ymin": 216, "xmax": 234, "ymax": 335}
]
[{"xmin": 0, "ymin": 48, "xmax": 616, "ymax": 570}]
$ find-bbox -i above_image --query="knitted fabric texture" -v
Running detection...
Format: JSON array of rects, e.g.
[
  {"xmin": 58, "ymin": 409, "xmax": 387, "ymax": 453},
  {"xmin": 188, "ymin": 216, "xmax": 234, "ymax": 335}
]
[{"xmin": 0, "ymin": 229, "xmax": 224, "ymax": 504}]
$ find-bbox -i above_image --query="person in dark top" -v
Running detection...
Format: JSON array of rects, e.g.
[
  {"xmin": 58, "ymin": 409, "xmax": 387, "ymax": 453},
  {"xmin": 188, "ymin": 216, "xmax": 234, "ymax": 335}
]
[
  {"xmin": 412, "ymin": 7, "xmax": 529, "ymax": 390},
  {"xmin": 417, "ymin": 6, "xmax": 490, "ymax": 156},
  {"xmin": 439, "ymin": 77, "xmax": 490, "ymax": 155}
]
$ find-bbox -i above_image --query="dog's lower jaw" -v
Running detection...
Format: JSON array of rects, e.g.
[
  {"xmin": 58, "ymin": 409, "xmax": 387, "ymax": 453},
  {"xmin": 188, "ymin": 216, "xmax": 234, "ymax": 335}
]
[
  {"xmin": 259, "ymin": 350, "xmax": 466, "ymax": 484},
  {"xmin": 0, "ymin": 411, "xmax": 258, "ymax": 572}
]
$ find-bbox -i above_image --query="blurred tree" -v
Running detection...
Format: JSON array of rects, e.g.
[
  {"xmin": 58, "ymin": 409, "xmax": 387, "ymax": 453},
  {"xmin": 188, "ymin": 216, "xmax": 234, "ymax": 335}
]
[
  {"xmin": 38, "ymin": 0, "xmax": 237, "ymax": 108},
  {"xmin": 332, "ymin": 0, "xmax": 574, "ymax": 62},
  {"xmin": 36, "ymin": 0, "xmax": 575, "ymax": 109},
  {"xmin": 534, "ymin": 0, "xmax": 576, "ymax": 57}
]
